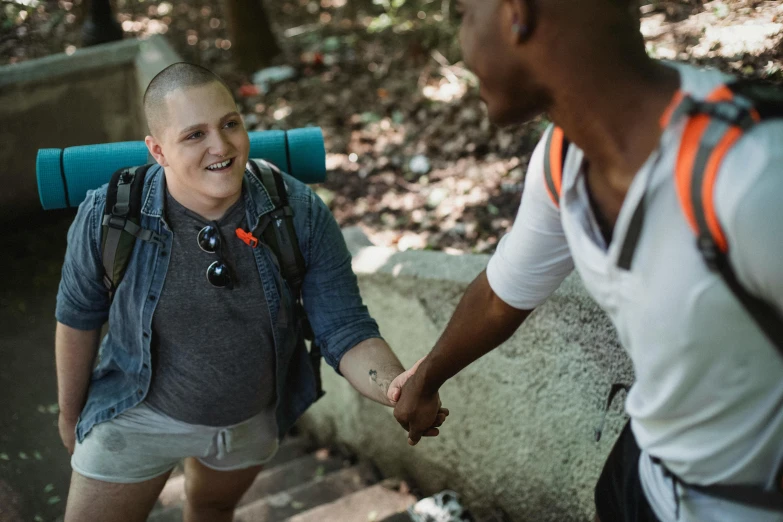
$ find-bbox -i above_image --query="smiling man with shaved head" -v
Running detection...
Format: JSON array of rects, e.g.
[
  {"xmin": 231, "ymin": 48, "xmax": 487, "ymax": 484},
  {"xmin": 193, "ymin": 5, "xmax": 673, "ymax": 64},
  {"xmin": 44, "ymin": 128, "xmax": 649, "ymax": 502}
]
[
  {"xmin": 393, "ymin": 0, "xmax": 783, "ymax": 521},
  {"xmin": 54, "ymin": 62, "xmax": 448, "ymax": 521}
]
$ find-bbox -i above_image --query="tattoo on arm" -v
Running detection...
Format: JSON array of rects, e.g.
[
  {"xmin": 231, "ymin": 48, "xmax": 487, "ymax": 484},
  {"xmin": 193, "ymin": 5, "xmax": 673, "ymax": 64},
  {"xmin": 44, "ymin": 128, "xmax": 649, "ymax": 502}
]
[{"xmin": 368, "ymin": 368, "xmax": 393, "ymax": 398}]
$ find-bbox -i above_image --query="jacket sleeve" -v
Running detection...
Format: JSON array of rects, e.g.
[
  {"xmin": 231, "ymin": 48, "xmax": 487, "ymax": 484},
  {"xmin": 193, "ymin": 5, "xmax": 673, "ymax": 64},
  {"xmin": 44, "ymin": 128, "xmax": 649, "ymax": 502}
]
[
  {"xmin": 55, "ymin": 189, "xmax": 111, "ymax": 330},
  {"xmin": 299, "ymin": 190, "xmax": 382, "ymax": 373}
]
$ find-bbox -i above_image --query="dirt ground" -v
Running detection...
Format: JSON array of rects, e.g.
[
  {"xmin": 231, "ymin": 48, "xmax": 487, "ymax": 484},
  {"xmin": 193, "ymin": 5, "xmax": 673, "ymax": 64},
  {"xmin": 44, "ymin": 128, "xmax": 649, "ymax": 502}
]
[
  {"xmin": 0, "ymin": 1, "xmax": 782, "ymax": 520},
  {"xmin": 2, "ymin": 0, "xmax": 782, "ymax": 253}
]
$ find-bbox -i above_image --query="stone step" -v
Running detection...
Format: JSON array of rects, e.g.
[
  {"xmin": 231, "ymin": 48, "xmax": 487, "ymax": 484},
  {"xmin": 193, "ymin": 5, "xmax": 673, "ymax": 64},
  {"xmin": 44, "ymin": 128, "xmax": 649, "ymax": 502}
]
[
  {"xmin": 261, "ymin": 436, "xmax": 315, "ymax": 470},
  {"xmin": 233, "ymin": 462, "xmax": 379, "ymax": 522},
  {"xmin": 148, "ymin": 436, "xmax": 315, "ymax": 521},
  {"xmin": 284, "ymin": 482, "xmax": 416, "ymax": 522},
  {"xmin": 238, "ymin": 450, "xmax": 348, "ymax": 507}
]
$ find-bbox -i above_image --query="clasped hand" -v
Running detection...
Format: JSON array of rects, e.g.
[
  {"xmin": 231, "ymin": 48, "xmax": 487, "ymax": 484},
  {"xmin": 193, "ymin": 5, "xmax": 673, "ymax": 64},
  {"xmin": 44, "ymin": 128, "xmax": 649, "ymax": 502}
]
[{"xmin": 387, "ymin": 358, "xmax": 449, "ymax": 446}]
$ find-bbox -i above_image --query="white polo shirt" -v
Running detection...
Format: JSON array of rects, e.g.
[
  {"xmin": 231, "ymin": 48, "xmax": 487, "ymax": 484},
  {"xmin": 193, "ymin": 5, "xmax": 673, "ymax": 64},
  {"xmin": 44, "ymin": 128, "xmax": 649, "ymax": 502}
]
[{"xmin": 486, "ymin": 62, "xmax": 783, "ymax": 521}]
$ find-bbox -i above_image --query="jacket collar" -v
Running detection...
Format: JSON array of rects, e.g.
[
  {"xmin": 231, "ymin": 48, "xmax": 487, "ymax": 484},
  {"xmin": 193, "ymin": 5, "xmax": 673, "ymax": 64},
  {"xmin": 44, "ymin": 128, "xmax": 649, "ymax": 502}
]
[{"xmin": 140, "ymin": 164, "xmax": 276, "ymax": 220}]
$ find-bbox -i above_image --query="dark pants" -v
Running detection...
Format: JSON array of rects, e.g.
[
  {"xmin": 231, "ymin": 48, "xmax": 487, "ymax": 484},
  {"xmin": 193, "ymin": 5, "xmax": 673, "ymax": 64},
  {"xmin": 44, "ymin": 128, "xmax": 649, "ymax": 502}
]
[{"xmin": 595, "ymin": 421, "xmax": 660, "ymax": 522}]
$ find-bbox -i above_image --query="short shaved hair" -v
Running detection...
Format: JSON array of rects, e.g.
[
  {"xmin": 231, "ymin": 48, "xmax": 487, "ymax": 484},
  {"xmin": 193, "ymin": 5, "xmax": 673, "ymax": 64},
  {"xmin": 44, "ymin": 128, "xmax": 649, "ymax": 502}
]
[{"xmin": 143, "ymin": 62, "xmax": 233, "ymax": 138}]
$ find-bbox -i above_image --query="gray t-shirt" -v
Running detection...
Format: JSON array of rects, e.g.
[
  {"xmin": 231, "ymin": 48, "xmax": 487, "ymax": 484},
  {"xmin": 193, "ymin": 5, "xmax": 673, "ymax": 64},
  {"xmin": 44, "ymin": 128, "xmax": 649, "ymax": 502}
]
[{"xmin": 145, "ymin": 190, "xmax": 276, "ymax": 426}]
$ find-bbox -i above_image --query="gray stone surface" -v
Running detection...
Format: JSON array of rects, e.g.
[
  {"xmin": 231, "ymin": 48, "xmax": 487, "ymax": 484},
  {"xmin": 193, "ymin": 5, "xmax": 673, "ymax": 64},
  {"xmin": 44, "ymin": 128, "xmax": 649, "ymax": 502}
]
[
  {"xmin": 233, "ymin": 464, "xmax": 380, "ymax": 522},
  {"xmin": 0, "ymin": 36, "xmax": 180, "ymax": 221},
  {"xmin": 298, "ymin": 230, "xmax": 635, "ymax": 522},
  {"xmin": 286, "ymin": 483, "xmax": 416, "ymax": 522}
]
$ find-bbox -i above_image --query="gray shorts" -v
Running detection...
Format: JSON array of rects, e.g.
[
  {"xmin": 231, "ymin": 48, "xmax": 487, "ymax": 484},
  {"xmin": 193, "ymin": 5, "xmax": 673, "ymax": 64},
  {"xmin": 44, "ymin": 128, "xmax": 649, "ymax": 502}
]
[{"xmin": 71, "ymin": 402, "xmax": 279, "ymax": 483}]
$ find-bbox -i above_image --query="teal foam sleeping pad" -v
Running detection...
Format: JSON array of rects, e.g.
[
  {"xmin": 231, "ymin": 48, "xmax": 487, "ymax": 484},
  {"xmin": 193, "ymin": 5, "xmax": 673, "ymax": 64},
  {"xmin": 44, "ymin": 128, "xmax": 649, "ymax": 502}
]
[{"xmin": 37, "ymin": 127, "xmax": 326, "ymax": 210}]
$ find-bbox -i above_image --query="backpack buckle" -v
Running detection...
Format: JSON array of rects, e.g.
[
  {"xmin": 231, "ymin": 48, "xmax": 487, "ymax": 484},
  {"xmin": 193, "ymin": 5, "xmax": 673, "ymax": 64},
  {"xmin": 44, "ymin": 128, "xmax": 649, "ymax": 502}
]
[
  {"xmin": 707, "ymin": 102, "xmax": 757, "ymax": 130},
  {"xmin": 102, "ymin": 273, "xmax": 116, "ymax": 292},
  {"xmin": 118, "ymin": 169, "xmax": 135, "ymax": 185},
  {"xmin": 107, "ymin": 214, "xmax": 127, "ymax": 230},
  {"xmin": 696, "ymin": 235, "xmax": 720, "ymax": 271}
]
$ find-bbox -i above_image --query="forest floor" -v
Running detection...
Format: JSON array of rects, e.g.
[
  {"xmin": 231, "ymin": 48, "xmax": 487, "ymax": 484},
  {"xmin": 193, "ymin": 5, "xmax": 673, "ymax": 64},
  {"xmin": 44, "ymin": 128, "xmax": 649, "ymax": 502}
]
[{"xmin": 2, "ymin": 0, "xmax": 782, "ymax": 253}]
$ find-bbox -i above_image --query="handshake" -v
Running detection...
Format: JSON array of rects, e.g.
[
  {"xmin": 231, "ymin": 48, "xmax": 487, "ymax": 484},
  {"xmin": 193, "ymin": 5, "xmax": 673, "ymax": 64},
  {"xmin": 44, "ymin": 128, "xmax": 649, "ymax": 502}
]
[{"xmin": 386, "ymin": 357, "xmax": 450, "ymax": 446}]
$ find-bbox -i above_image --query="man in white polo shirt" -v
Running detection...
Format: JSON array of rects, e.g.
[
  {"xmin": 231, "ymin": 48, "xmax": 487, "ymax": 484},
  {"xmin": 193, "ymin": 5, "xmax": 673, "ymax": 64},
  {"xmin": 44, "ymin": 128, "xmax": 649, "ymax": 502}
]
[{"xmin": 391, "ymin": 0, "xmax": 783, "ymax": 520}]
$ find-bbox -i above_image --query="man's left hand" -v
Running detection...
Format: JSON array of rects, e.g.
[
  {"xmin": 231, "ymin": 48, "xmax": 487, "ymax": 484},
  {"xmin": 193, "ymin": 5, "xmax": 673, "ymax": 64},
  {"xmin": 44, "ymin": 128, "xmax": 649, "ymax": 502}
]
[{"xmin": 388, "ymin": 357, "xmax": 449, "ymax": 441}]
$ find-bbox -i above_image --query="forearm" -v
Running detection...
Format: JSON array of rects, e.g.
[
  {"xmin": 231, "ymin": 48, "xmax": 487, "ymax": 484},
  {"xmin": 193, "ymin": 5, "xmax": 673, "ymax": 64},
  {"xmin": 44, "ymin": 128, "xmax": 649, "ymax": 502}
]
[
  {"xmin": 338, "ymin": 337, "xmax": 405, "ymax": 407},
  {"xmin": 418, "ymin": 270, "xmax": 532, "ymax": 394},
  {"xmin": 55, "ymin": 322, "xmax": 101, "ymax": 421}
]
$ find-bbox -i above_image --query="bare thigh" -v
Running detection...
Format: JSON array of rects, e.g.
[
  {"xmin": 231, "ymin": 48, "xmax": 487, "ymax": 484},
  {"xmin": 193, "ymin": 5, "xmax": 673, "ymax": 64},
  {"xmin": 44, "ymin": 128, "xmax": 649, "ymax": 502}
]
[
  {"xmin": 64, "ymin": 469, "xmax": 172, "ymax": 522},
  {"xmin": 184, "ymin": 457, "xmax": 263, "ymax": 510}
]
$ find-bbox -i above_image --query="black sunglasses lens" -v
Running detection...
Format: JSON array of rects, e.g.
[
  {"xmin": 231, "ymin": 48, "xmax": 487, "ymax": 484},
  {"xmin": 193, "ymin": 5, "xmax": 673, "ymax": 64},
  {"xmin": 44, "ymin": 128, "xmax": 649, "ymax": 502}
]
[
  {"xmin": 206, "ymin": 261, "xmax": 232, "ymax": 288},
  {"xmin": 198, "ymin": 226, "xmax": 220, "ymax": 253}
]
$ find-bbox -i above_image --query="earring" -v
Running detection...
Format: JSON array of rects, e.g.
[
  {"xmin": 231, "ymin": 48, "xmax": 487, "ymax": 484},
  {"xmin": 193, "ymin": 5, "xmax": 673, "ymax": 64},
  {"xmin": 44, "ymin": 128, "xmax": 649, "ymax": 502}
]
[
  {"xmin": 512, "ymin": 17, "xmax": 529, "ymax": 39},
  {"xmin": 512, "ymin": 23, "xmax": 529, "ymax": 37}
]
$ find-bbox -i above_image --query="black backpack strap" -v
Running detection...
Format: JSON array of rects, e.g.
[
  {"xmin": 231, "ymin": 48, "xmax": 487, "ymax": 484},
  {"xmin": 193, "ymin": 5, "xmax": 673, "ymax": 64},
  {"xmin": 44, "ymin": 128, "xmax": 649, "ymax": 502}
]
[
  {"xmin": 672, "ymin": 84, "xmax": 783, "ymax": 353},
  {"xmin": 650, "ymin": 455, "xmax": 783, "ymax": 513},
  {"xmin": 247, "ymin": 159, "xmax": 325, "ymax": 399},
  {"xmin": 102, "ymin": 165, "xmax": 160, "ymax": 298},
  {"xmin": 248, "ymin": 160, "xmax": 307, "ymax": 297}
]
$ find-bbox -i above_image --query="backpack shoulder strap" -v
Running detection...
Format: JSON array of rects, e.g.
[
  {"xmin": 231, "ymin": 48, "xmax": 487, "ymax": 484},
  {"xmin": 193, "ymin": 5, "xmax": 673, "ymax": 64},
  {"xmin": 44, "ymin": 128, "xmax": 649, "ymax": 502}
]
[
  {"xmin": 247, "ymin": 159, "xmax": 324, "ymax": 399},
  {"xmin": 543, "ymin": 125, "xmax": 570, "ymax": 208},
  {"xmin": 247, "ymin": 159, "xmax": 307, "ymax": 297},
  {"xmin": 673, "ymin": 83, "xmax": 783, "ymax": 352},
  {"xmin": 101, "ymin": 164, "xmax": 159, "ymax": 298}
]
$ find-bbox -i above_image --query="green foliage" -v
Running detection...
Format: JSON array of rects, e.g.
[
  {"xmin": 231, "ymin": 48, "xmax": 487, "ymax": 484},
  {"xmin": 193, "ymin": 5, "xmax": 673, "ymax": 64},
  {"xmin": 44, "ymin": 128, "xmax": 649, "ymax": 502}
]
[{"xmin": 363, "ymin": 0, "xmax": 462, "ymax": 62}]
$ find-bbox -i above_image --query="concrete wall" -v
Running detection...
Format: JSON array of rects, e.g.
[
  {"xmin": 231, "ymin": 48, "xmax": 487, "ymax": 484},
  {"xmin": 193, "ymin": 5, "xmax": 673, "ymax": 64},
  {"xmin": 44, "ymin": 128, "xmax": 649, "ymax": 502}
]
[
  {"xmin": 298, "ymin": 229, "xmax": 635, "ymax": 522},
  {"xmin": 0, "ymin": 36, "xmax": 180, "ymax": 222}
]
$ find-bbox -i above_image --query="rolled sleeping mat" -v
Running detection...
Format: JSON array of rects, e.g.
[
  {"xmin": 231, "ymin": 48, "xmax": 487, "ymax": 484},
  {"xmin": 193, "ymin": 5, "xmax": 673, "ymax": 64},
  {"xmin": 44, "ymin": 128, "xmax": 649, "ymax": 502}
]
[{"xmin": 37, "ymin": 127, "xmax": 326, "ymax": 210}]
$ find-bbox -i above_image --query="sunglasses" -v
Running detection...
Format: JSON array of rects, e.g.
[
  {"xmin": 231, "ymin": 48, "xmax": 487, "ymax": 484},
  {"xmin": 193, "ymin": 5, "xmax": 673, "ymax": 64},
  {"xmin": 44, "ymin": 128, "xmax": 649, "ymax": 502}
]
[{"xmin": 197, "ymin": 224, "xmax": 234, "ymax": 289}]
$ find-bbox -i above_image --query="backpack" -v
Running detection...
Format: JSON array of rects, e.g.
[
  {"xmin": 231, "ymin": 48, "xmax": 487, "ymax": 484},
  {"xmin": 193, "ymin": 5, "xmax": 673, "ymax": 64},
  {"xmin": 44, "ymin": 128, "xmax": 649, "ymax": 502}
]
[
  {"xmin": 542, "ymin": 80, "xmax": 783, "ymax": 354},
  {"xmin": 99, "ymin": 158, "xmax": 324, "ymax": 398},
  {"xmin": 549, "ymin": 81, "xmax": 783, "ymax": 511}
]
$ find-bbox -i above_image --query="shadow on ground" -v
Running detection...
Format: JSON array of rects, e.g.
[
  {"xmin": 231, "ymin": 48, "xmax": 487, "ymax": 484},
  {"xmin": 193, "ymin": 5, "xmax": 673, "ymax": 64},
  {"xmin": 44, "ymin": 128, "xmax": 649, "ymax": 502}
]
[{"xmin": 0, "ymin": 210, "xmax": 76, "ymax": 521}]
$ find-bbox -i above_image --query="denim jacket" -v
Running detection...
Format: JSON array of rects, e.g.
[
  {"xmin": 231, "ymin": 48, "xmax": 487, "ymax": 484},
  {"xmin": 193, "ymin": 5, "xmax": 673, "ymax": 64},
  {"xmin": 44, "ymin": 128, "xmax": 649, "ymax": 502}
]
[{"xmin": 56, "ymin": 164, "xmax": 380, "ymax": 442}]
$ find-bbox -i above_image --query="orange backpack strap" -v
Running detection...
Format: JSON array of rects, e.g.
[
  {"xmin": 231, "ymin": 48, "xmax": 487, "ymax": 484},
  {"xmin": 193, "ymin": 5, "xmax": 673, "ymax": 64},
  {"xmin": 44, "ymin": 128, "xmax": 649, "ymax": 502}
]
[
  {"xmin": 672, "ymin": 83, "xmax": 782, "ymax": 351},
  {"xmin": 673, "ymin": 85, "xmax": 759, "ymax": 253},
  {"xmin": 543, "ymin": 125, "xmax": 569, "ymax": 207}
]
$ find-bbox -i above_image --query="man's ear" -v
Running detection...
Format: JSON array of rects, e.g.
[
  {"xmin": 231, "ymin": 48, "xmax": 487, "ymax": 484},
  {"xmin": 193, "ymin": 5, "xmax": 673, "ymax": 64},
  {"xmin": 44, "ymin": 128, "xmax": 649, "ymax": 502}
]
[
  {"xmin": 145, "ymin": 135, "xmax": 169, "ymax": 167},
  {"xmin": 507, "ymin": 0, "xmax": 536, "ymax": 43}
]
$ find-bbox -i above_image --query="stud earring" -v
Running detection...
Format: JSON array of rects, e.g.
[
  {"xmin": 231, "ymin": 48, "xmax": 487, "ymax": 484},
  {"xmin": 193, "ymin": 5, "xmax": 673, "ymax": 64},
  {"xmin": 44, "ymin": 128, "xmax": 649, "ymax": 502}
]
[
  {"xmin": 512, "ymin": 18, "xmax": 530, "ymax": 38},
  {"xmin": 511, "ymin": 15, "xmax": 530, "ymax": 39}
]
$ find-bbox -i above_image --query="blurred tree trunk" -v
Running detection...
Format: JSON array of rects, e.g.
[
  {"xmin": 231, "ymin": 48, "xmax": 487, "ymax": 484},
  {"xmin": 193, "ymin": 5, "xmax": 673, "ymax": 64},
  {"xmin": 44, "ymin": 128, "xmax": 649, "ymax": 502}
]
[
  {"xmin": 224, "ymin": 0, "xmax": 281, "ymax": 73},
  {"xmin": 81, "ymin": 0, "xmax": 123, "ymax": 46},
  {"xmin": 343, "ymin": 0, "xmax": 358, "ymax": 21}
]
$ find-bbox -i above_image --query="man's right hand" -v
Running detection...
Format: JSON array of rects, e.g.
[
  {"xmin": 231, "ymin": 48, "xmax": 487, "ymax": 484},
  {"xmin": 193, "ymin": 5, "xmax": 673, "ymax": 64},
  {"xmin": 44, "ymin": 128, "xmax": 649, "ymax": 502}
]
[
  {"xmin": 58, "ymin": 412, "xmax": 77, "ymax": 455},
  {"xmin": 393, "ymin": 370, "xmax": 444, "ymax": 446}
]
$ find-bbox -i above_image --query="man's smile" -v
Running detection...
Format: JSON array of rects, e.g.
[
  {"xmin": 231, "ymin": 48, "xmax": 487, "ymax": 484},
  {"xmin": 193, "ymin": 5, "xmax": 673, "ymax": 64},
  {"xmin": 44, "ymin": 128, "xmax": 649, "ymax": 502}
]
[{"xmin": 206, "ymin": 158, "xmax": 235, "ymax": 171}]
